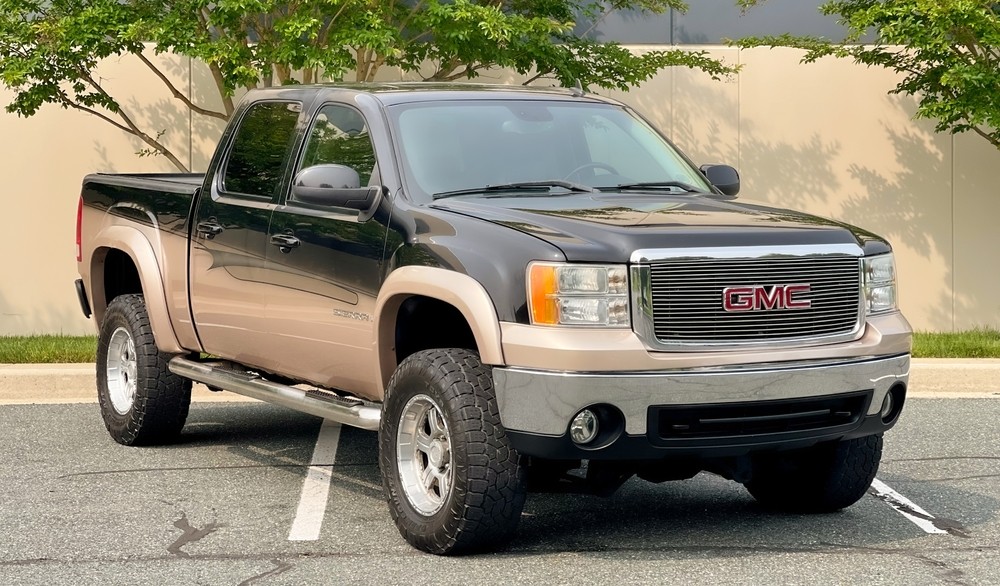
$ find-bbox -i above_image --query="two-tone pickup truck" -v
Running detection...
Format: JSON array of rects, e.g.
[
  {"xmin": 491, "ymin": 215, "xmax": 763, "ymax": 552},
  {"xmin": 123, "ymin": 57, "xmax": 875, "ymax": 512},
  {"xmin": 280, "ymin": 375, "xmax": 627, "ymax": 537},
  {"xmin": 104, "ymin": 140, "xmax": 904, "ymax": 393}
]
[{"xmin": 75, "ymin": 83, "xmax": 911, "ymax": 554}]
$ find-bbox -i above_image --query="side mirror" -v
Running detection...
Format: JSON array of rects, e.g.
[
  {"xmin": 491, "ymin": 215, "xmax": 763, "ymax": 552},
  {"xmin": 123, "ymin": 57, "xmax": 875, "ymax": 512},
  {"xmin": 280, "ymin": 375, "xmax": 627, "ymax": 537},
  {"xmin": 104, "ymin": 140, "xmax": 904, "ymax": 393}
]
[
  {"xmin": 291, "ymin": 164, "xmax": 380, "ymax": 213},
  {"xmin": 700, "ymin": 164, "xmax": 740, "ymax": 197}
]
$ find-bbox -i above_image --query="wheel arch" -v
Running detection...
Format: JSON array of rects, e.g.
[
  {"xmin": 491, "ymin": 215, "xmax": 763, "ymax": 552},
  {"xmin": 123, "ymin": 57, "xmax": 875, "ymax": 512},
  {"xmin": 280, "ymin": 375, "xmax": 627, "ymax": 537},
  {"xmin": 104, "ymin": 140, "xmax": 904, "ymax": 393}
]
[
  {"xmin": 374, "ymin": 266, "xmax": 504, "ymax": 395},
  {"xmin": 88, "ymin": 225, "xmax": 184, "ymax": 353}
]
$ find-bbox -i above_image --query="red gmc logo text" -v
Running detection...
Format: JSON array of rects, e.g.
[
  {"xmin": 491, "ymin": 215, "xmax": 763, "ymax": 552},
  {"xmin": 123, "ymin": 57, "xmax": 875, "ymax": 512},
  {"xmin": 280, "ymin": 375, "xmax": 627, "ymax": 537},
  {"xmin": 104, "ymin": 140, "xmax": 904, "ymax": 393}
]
[{"xmin": 722, "ymin": 284, "xmax": 812, "ymax": 312}]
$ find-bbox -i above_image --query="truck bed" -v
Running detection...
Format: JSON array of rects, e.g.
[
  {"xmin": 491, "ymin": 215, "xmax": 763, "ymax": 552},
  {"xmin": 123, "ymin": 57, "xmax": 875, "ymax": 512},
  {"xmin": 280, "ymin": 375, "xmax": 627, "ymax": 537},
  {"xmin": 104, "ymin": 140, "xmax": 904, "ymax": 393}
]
[{"xmin": 84, "ymin": 172, "xmax": 206, "ymax": 193}]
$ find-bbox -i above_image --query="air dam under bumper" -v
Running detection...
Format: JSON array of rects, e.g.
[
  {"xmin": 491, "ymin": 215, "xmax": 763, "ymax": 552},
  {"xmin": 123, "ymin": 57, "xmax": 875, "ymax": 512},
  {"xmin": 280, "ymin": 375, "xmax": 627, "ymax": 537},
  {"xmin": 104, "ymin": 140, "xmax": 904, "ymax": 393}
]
[{"xmin": 494, "ymin": 353, "xmax": 909, "ymax": 460}]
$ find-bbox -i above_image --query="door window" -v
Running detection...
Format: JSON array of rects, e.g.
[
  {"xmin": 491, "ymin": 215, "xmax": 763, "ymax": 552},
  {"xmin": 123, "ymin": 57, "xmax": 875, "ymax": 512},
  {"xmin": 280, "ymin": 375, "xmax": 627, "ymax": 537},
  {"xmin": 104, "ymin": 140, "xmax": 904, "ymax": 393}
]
[
  {"xmin": 223, "ymin": 101, "xmax": 302, "ymax": 198},
  {"xmin": 299, "ymin": 104, "xmax": 377, "ymax": 190}
]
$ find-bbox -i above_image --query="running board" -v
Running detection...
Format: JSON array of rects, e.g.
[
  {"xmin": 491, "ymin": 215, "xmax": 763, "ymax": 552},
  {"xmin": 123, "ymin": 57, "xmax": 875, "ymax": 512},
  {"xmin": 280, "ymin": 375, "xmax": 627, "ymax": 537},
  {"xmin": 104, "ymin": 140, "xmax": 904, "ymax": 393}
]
[{"xmin": 168, "ymin": 356, "xmax": 381, "ymax": 431}]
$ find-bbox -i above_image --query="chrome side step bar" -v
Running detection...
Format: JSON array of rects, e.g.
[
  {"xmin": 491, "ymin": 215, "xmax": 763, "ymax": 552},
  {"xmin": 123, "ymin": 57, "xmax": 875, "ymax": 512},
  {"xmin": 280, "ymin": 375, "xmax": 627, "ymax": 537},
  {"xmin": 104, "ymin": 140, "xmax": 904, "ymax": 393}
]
[{"xmin": 168, "ymin": 356, "xmax": 381, "ymax": 431}]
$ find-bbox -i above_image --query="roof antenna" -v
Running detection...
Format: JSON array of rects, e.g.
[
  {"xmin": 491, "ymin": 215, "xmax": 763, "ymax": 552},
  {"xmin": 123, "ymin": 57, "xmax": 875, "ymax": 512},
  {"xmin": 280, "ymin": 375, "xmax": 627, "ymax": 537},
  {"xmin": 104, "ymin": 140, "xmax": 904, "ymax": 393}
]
[{"xmin": 570, "ymin": 78, "xmax": 585, "ymax": 97}]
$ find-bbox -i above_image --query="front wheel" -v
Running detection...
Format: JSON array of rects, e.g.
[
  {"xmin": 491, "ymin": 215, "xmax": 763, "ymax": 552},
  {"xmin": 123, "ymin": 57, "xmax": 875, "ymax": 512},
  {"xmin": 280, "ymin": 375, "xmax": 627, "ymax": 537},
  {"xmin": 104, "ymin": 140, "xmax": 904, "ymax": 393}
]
[
  {"xmin": 379, "ymin": 349, "xmax": 527, "ymax": 555},
  {"xmin": 744, "ymin": 434, "xmax": 883, "ymax": 513},
  {"xmin": 96, "ymin": 294, "xmax": 191, "ymax": 446}
]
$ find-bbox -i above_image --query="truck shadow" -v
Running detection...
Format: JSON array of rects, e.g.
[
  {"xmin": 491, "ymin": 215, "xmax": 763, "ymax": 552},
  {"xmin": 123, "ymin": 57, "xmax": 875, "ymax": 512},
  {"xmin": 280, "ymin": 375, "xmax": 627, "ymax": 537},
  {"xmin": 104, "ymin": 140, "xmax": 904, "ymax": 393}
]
[
  {"xmin": 162, "ymin": 402, "xmax": 998, "ymax": 559},
  {"xmin": 171, "ymin": 402, "xmax": 386, "ymax": 502}
]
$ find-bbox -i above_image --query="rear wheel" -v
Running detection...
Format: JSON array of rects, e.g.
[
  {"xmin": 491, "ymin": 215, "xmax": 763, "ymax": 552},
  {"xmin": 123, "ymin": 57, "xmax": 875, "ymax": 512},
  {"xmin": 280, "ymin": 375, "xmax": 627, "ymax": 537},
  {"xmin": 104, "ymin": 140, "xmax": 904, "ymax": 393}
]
[
  {"xmin": 379, "ymin": 349, "xmax": 527, "ymax": 554},
  {"xmin": 97, "ymin": 294, "xmax": 191, "ymax": 445},
  {"xmin": 744, "ymin": 434, "xmax": 882, "ymax": 513}
]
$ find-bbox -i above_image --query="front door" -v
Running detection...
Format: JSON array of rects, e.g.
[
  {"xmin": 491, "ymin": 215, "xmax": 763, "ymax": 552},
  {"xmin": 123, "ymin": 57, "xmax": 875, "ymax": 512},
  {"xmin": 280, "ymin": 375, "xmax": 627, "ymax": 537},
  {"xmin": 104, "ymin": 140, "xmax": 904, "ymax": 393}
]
[{"xmin": 261, "ymin": 103, "xmax": 390, "ymax": 398}]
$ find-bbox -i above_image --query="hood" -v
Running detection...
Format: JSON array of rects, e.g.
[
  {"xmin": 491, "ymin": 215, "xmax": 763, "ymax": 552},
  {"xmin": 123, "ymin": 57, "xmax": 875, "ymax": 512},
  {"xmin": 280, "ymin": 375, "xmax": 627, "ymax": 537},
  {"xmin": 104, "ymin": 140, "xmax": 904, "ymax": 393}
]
[{"xmin": 430, "ymin": 193, "xmax": 890, "ymax": 262}]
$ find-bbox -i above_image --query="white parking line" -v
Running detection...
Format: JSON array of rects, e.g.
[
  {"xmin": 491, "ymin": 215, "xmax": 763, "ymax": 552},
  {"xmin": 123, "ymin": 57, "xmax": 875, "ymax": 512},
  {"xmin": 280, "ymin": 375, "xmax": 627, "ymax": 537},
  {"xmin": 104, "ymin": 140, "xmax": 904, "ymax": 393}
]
[
  {"xmin": 288, "ymin": 419, "xmax": 342, "ymax": 541},
  {"xmin": 869, "ymin": 478, "xmax": 948, "ymax": 535}
]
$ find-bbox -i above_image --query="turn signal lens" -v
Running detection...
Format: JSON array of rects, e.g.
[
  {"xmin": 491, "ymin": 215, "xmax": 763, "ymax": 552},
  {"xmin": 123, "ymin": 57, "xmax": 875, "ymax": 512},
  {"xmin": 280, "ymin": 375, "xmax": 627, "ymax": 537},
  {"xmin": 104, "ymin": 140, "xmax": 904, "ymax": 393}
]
[
  {"xmin": 75, "ymin": 196, "xmax": 83, "ymax": 263},
  {"xmin": 529, "ymin": 264, "xmax": 559, "ymax": 325}
]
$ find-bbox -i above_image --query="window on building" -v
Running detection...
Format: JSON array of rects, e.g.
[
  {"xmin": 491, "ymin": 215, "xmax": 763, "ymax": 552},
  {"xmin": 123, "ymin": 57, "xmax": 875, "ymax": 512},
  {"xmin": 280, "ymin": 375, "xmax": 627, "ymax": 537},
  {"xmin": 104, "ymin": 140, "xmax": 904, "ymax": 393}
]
[{"xmin": 575, "ymin": 0, "xmax": 866, "ymax": 45}]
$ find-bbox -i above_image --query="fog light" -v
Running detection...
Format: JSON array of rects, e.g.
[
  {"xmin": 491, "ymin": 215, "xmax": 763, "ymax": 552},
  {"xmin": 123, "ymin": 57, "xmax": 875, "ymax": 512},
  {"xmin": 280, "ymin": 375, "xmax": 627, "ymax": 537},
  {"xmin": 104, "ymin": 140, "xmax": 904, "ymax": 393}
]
[
  {"xmin": 880, "ymin": 392, "xmax": 894, "ymax": 420},
  {"xmin": 569, "ymin": 409, "xmax": 599, "ymax": 445}
]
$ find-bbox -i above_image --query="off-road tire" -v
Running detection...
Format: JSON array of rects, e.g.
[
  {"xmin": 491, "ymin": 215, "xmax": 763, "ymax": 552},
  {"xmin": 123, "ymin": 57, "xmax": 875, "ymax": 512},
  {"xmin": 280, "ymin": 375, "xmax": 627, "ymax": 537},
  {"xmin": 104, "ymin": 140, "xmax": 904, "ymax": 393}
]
[
  {"xmin": 744, "ymin": 434, "xmax": 883, "ymax": 513},
  {"xmin": 96, "ymin": 294, "xmax": 191, "ymax": 446},
  {"xmin": 379, "ymin": 349, "xmax": 527, "ymax": 555}
]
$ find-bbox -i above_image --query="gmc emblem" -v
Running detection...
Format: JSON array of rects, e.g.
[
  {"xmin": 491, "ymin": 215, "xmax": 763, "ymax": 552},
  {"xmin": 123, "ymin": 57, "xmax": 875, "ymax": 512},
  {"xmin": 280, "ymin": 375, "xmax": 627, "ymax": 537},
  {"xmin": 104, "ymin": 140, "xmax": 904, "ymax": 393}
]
[{"xmin": 723, "ymin": 284, "xmax": 812, "ymax": 312}]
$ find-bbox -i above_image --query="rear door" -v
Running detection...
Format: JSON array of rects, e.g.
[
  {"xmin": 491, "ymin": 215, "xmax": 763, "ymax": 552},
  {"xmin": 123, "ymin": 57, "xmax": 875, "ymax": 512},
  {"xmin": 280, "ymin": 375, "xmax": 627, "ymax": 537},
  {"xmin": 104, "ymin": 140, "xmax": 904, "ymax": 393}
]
[
  {"xmin": 189, "ymin": 100, "xmax": 304, "ymax": 362},
  {"xmin": 258, "ymin": 102, "xmax": 391, "ymax": 398}
]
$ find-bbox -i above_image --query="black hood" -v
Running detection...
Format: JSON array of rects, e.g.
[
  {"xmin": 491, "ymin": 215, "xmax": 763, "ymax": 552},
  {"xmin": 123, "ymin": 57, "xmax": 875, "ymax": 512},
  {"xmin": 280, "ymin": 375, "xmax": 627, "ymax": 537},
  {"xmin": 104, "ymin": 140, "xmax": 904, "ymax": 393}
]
[{"xmin": 430, "ymin": 193, "xmax": 890, "ymax": 262}]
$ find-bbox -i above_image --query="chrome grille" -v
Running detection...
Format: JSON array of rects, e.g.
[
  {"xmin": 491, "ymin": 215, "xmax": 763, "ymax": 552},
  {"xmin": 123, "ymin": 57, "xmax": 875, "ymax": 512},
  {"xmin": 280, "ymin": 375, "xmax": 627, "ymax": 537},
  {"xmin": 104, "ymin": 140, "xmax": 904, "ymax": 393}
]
[{"xmin": 645, "ymin": 255, "xmax": 862, "ymax": 346}]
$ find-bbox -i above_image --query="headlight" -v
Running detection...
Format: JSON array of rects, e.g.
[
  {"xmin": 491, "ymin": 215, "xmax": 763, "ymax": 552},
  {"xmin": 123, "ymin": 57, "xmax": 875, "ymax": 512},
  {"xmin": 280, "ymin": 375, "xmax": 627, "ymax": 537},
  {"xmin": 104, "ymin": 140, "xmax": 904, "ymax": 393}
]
[
  {"xmin": 527, "ymin": 262, "xmax": 629, "ymax": 327},
  {"xmin": 863, "ymin": 253, "xmax": 897, "ymax": 314}
]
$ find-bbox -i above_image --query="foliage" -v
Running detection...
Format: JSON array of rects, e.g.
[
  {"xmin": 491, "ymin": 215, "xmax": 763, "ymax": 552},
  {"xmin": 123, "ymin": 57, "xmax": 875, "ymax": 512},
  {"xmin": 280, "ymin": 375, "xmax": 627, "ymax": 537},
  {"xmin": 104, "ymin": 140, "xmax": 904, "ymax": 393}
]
[
  {"xmin": 912, "ymin": 328, "xmax": 1000, "ymax": 358},
  {"xmin": 0, "ymin": 0, "xmax": 741, "ymax": 171},
  {"xmin": 4, "ymin": 330, "xmax": 1000, "ymax": 363},
  {"xmin": 738, "ymin": 0, "xmax": 1000, "ymax": 150},
  {"xmin": 0, "ymin": 335, "xmax": 97, "ymax": 363}
]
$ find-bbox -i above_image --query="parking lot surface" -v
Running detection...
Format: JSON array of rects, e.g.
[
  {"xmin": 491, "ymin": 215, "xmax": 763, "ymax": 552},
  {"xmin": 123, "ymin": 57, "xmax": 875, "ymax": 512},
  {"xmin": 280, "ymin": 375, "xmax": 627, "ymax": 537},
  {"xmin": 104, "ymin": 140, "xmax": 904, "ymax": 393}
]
[{"xmin": 1, "ymin": 387, "xmax": 999, "ymax": 584}]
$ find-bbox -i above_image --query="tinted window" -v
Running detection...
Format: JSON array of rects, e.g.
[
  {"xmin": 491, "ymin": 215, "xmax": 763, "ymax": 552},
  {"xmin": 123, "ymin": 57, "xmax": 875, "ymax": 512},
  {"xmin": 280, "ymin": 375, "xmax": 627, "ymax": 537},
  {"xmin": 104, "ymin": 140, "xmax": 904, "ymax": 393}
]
[
  {"xmin": 575, "ymin": 0, "xmax": 866, "ymax": 44},
  {"xmin": 392, "ymin": 101, "xmax": 711, "ymax": 201},
  {"xmin": 224, "ymin": 102, "xmax": 301, "ymax": 197},
  {"xmin": 581, "ymin": 113, "xmax": 681, "ymax": 182},
  {"xmin": 300, "ymin": 105, "xmax": 377, "ymax": 188}
]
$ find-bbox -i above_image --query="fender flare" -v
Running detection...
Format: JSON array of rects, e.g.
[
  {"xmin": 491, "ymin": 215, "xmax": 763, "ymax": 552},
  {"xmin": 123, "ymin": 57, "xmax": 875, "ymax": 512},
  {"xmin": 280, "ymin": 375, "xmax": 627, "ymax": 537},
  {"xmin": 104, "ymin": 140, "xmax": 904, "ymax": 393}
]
[
  {"xmin": 374, "ymin": 266, "xmax": 504, "ymax": 392},
  {"xmin": 89, "ymin": 225, "xmax": 184, "ymax": 354}
]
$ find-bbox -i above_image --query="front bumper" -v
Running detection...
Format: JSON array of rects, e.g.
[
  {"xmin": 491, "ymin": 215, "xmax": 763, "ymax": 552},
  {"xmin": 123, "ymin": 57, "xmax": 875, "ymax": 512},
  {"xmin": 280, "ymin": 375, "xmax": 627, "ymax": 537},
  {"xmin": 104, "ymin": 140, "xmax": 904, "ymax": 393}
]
[{"xmin": 494, "ymin": 353, "xmax": 909, "ymax": 459}]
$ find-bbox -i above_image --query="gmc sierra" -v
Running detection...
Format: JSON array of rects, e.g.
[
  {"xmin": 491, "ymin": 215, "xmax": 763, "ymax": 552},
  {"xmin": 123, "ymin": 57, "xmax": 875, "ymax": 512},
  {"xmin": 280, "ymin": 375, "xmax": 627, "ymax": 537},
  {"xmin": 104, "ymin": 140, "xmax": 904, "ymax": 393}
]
[{"xmin": 75, "ymin": 83, "xmax": 911, "ymax": 554}]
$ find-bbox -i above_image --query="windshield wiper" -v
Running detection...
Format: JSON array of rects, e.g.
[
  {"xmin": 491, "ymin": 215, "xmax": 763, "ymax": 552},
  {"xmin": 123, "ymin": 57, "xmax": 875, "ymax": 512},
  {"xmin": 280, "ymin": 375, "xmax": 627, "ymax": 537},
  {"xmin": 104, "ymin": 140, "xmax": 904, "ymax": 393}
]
[
  {"xmin": 600, "ymin": 181, "xmax": 707, "ymax": 193},
  {"xmin": 432, "ymin": 180, "xmax": 594, "ymax": 200}
]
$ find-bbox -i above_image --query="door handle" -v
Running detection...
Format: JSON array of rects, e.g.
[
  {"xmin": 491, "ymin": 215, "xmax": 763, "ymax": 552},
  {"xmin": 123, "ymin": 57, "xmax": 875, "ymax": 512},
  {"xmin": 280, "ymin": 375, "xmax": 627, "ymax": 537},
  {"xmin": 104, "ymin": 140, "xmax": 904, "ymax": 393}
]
[
  {"xmin": 196, "ymin": 221, "xmax": 224, "ymax": 239},
  {"xmin": 270, "ymin": 233, "xmax": 301, "ymax": 253}
]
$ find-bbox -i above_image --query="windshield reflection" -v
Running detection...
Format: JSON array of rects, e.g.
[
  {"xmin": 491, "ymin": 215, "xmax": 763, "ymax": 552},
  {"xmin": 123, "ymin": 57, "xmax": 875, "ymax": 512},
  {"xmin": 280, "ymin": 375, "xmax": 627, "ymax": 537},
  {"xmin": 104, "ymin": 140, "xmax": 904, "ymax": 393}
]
[{"xmin": 389, "ymin": 100, "xmax": 712, "ymax": 202}]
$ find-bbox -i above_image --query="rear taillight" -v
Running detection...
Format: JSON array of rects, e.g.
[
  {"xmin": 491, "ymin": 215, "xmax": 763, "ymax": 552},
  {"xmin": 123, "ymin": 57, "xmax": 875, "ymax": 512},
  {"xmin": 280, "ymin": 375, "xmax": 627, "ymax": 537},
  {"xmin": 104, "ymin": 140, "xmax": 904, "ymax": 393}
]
[{"xmin": 75, "ymin": 196, "xmax": 83, "ymax": 262}]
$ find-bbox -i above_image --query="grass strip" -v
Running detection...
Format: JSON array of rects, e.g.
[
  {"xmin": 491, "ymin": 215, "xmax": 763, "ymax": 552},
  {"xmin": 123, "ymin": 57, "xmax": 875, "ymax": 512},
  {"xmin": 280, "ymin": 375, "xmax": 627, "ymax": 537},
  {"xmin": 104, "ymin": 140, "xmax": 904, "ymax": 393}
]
[
  {"xmin": 0, "ymin": 335, "xmax": 97, "ymax": 364},
  {"xmin": 912, "ymin": 328, "xmax": 1000, "ymax": 358},
  {"xmin": 0, "ymin": 330, "xmax": 999, "ymax": 363}
]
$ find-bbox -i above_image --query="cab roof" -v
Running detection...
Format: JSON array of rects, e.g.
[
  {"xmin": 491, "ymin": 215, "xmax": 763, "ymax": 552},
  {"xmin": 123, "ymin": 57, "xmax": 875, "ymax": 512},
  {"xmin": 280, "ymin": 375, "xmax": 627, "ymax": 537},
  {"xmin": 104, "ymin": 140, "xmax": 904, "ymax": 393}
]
[{"xmin": 246, "ymin": 82, "xmax": 623, "ymax": 107}]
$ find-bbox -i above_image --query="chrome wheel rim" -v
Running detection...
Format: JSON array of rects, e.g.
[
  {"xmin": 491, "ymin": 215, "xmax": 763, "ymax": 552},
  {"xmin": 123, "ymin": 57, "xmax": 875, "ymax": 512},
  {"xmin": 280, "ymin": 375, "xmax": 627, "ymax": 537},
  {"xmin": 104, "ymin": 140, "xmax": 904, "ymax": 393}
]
[
  {"xmin": 396, "ymin": 394, "xmax": 454, "ymax": 516},
  {"xmin": 106, "ymin": 327, "xmax": 137, "ymax": 415}
]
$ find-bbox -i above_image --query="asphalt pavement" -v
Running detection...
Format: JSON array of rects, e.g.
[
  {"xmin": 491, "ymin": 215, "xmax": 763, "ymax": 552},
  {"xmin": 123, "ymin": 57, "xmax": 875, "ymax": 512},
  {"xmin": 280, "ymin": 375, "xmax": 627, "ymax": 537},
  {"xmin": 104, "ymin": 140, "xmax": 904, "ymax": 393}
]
[{"xmin": 0, "ymin": 360, "xmax": 998, "ymax": 585}]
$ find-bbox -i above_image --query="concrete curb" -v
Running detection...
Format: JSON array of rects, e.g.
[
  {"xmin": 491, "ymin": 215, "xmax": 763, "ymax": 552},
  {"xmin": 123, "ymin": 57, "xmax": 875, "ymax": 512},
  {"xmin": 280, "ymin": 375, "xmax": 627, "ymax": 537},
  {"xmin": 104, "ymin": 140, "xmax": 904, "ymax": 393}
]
[
  {"xmin": 1, "ymin": 359, "xmax": 998, "ymax": 404},
  {"xmin": 0, "ymin": 362, "xmax": 255, "ymax": 405}
]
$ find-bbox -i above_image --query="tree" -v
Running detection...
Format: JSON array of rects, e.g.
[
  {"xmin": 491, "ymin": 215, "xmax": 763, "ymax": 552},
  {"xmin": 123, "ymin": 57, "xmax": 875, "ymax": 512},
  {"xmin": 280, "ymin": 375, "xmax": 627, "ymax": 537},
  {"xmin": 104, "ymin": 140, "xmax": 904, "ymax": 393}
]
[
  {"xmin": 738, "ymin": 0, "xmax": 1000, "ymax": 150},
  {"xmin": 0, "ymin": 0, "xmax": 741, "ymax": 171}
]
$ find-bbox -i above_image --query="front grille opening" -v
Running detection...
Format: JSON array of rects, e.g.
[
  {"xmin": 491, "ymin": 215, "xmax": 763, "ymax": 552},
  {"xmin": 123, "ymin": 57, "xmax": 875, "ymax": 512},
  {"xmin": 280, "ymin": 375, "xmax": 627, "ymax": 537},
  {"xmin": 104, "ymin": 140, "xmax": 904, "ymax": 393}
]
[
  {"xmin": 651, "ymin": 391, "xmax": 870, "ymax": 441},
  {"xmin": 647, "ymin": 255, "xmax": 862, "ymax": 346}
]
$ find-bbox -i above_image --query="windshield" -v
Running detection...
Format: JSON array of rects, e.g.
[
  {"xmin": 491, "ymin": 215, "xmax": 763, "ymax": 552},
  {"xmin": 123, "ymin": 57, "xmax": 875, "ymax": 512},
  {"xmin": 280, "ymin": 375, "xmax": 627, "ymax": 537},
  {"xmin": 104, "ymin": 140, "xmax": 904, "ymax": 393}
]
[{"xmin": 389, "ymin": 100, "xmax": 713, "ymax": 202}]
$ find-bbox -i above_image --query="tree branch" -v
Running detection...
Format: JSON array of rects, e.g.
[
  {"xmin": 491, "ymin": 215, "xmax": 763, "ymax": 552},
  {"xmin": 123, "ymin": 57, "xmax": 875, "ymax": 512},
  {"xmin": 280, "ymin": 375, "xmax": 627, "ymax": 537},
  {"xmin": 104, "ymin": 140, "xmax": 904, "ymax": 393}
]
[
  {"xmin": 971, "ymin": 125, "xmax": 1000, "ymax": 149},
  {"xmin": 136, "ymin": 52, "xmax": 228, "ymax": 120},
  {"xmin": 58, "ymin": 95, "xmax": 132, "ymax": 135},
  {"xmin": 195, "ymin": 8, "xmax": 235, "ymax": 115},
  {"xmin": 79, "ymin": 71, "xmax": 190, "ymax": 172},
  {"xmin": 397, "ymin": 0, "xmax": 427, "ymax": 36},
  {"xmin": 521, "ymin": 68, "xmax": 554, "ymax": 85}
]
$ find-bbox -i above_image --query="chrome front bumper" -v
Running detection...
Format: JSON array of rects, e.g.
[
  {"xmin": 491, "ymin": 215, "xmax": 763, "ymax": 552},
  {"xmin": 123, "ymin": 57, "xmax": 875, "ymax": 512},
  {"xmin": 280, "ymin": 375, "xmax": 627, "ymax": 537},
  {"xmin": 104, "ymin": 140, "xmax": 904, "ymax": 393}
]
[{"xmin": 494, "ymin": 353, "xmax": 909, "ymax": 448}]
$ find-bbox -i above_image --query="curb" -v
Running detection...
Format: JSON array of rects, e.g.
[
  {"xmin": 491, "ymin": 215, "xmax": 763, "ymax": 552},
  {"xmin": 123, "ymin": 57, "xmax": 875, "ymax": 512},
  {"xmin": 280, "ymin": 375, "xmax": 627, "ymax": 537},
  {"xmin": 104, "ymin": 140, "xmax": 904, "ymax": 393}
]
[{"xmin": 1, "ymin": 359, "xmax": 998, "ymax": 403}]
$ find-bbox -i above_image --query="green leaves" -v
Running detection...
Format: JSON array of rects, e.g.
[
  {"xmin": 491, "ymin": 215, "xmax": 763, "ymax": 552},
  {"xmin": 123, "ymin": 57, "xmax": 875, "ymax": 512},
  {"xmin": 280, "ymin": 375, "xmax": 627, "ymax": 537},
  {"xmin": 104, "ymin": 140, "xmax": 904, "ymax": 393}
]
[
  {"xmin": 0, "ymin": 0, "xmax": 743, "ymax": 170},
  {"xmin": 738, "ymin": 0, "xmax": 1000, "ymax": 150}
]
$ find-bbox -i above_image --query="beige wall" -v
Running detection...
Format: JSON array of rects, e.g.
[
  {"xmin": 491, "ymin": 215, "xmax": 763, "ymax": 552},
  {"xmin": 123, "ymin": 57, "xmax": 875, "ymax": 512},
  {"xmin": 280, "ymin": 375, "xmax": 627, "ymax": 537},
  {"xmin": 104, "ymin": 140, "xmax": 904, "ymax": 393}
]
[{"xmin": 1, "ymin": 46, "xmax": 997, "ymax": 335}]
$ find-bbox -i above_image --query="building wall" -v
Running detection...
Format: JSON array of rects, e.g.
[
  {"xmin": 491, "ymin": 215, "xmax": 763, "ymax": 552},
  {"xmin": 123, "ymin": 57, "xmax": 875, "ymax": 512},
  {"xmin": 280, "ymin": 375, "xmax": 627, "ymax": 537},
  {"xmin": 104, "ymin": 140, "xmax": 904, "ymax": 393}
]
[{"xmin": 1, "ymin": 45, "xmax": 998, "ymax": 335}]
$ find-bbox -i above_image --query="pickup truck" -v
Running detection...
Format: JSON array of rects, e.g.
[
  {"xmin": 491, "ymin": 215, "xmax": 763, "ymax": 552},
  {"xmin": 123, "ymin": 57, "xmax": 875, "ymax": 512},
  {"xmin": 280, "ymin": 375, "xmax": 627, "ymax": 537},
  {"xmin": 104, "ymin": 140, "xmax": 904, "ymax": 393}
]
[{"xmin": 75, "ymin": 83, "xmax": 911, "ymax": 555}]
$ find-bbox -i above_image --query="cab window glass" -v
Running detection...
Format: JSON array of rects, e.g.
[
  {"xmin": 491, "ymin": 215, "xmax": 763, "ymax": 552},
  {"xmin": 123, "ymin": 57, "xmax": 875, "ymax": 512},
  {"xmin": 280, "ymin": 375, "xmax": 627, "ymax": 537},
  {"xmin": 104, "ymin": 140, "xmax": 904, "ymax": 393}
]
[
  {"xmin": 223, "ymin": 101, "xmax": 301, "ymax": 198},
  {"xmin": 581, "ymin": 113, "xmax": 679, "ymax": 181},
  {"xmin": 300, "ymin": 104, "xmax": 377, "ymax": 188}
]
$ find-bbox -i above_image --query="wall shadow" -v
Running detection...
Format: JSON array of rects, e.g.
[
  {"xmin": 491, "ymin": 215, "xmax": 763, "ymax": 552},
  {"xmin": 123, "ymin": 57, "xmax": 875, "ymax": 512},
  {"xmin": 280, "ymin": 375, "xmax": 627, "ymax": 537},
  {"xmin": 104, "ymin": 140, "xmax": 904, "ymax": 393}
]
[
  {"xmin": 0, "ymin": 277, "xmax": 93, "ymax": 335},
  {"xmin": 625, "ymin": 69, "xmax": 959, "ymax": 331}
]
